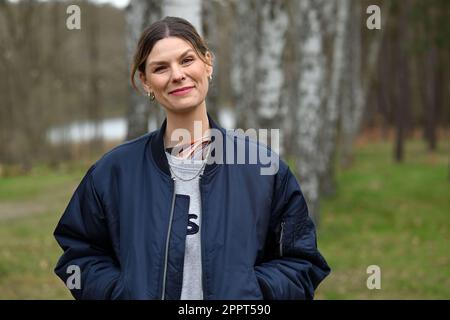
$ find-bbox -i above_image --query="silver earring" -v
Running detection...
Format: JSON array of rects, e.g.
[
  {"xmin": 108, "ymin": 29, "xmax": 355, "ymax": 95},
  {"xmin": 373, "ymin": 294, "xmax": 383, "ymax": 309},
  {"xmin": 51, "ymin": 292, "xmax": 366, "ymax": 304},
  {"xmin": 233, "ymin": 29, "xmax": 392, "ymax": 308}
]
[
  {"xmin": 209, "ymin": 74, "xmax": 213, "ymax": 82},
  {"xmin": 147, "ymin": 91, "xmax": 155, "ymax": 101}
]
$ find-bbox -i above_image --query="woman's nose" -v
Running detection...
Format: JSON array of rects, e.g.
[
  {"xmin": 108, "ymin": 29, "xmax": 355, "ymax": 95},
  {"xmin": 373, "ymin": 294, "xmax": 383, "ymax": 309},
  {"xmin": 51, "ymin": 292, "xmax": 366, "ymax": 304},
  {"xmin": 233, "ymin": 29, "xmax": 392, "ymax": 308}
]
[{"xmin": 171, "ymin": 66, "xmax": 185, "ymax": 82}]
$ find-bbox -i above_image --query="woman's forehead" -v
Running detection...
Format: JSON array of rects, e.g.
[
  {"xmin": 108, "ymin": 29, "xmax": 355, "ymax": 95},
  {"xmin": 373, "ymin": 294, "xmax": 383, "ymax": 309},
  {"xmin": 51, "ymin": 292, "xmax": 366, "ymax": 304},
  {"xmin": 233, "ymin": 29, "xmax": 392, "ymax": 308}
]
[{"xmin": 147, "ymin": 37, "xmax": 194, "ymax": 63}]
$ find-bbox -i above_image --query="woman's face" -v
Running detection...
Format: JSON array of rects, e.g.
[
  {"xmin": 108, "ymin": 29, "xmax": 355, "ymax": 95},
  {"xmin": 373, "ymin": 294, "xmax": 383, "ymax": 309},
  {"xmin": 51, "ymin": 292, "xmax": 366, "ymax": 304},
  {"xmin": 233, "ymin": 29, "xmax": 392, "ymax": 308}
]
[{"xmin": 140, "ymin": 36, "xmax": 213, "ymax": 114}]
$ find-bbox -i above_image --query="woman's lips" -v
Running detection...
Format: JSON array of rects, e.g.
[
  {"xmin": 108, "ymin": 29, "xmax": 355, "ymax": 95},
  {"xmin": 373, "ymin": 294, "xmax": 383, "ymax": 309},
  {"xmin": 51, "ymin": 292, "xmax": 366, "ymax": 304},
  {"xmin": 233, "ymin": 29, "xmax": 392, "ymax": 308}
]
[{"xmin": 169, "ymin": 86, "xmax": 194, "ymax": 96}]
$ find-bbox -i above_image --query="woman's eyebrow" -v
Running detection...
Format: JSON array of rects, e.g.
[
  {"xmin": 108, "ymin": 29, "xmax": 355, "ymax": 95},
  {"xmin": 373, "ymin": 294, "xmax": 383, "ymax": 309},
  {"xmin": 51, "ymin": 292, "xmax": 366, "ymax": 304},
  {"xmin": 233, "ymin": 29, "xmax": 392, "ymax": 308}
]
[{"xmin": 148, "ymin": 49, "xmax": 194, "ymax": 66}]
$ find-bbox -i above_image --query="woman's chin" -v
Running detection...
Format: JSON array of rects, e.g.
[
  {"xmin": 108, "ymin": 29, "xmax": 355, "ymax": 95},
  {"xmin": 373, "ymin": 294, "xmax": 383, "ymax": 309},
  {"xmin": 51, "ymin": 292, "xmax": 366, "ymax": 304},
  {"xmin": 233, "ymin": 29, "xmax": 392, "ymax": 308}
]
[{"xmin": 167, "ymin": 102, "xmax": 203, "ymax": 113}]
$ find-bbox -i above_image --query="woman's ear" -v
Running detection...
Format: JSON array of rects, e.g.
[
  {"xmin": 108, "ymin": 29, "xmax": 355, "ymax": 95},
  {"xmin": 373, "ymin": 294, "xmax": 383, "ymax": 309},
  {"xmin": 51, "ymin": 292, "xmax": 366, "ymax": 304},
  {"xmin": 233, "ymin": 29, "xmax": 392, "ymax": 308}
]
[
  {"xmin": 205, "ymin": 51, "xmax": 213, "ymax": 78},
  {"xmin": 139, "ymin": 71, "xmax": 151, "ymax": 93}
]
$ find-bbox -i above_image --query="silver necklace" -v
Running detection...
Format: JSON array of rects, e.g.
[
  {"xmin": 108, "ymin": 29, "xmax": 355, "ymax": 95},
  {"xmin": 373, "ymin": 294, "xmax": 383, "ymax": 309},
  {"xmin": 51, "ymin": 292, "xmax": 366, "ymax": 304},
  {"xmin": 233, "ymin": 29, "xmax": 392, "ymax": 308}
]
[
  {"xmin": 167, "ymin": 144, "xmax": 211, "ymax": 182},
  {"xmin": 169, "ymin": 161, "xmax": 206, "ymax": 181}
]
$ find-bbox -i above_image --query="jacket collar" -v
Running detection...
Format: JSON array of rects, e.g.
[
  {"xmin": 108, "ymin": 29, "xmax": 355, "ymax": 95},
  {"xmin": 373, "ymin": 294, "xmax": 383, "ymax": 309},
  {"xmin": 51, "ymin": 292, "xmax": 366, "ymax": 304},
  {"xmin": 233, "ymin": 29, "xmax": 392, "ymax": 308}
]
[{"xmin": 150, "ymin": 112, "xmax": 224, "ymax": 177}]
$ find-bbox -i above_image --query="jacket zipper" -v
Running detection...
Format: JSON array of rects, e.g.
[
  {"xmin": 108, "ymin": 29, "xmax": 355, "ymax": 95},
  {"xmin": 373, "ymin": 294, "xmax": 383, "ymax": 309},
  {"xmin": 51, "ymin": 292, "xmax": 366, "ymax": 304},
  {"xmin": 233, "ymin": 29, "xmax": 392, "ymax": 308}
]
[
  {"xmin": 200, "ymin": 178, "xmax": 207, "ymax": 299},
  {"xmin": 279, "ymin": 221, "xmax": 285, "ymax": 257},
  {"xmin": 161, "ymin": 180, "xmax": 176, "ymax": 300}
]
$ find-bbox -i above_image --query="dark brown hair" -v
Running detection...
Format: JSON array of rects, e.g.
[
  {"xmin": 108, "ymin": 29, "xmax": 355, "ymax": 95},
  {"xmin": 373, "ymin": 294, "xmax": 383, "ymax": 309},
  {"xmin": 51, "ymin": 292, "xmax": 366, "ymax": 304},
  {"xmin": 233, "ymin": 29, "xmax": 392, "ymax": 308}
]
[{"xmin": 130, "ymin": 16, "xmax": 213, "ymax": 93}]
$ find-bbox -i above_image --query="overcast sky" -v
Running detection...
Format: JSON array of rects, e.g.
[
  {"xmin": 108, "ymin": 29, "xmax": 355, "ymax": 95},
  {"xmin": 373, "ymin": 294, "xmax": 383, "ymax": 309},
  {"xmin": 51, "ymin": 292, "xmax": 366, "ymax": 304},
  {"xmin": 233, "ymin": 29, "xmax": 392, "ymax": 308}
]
[
  {"xmin": 90, "ymin": 0, "xmax": 130, "ymax": 9},
  {"xmin": 8, "ymin": 0, "xmax": 131, "ymax": 9}
]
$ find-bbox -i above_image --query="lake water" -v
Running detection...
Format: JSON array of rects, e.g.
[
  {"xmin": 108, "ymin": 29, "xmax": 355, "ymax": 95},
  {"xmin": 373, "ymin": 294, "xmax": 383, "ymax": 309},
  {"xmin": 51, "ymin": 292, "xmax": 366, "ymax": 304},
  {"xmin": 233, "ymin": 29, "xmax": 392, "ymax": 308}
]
[{"xmin": 47, "ymin": 108, "xmax": 236, "ymax": 144}]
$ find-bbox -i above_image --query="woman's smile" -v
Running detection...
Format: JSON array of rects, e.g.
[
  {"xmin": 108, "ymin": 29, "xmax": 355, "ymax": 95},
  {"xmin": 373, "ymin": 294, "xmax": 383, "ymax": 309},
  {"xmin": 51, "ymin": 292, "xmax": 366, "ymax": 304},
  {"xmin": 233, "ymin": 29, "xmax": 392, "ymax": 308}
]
[{"xmin": 169, "ymin": 86, "xmax": 195, "ymax": 96}]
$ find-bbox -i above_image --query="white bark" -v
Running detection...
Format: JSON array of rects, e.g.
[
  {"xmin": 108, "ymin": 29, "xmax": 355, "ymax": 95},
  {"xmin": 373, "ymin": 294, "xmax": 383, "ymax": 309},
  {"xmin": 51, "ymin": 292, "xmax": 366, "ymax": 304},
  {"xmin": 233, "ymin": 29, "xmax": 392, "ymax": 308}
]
[
  {"xmin": 340, "ymin": 1, "xmax": 363, "ymax": 167},
  {"xmin": 292, "ymin": 0, "xmax": 350, "ymax": 223},
  {"xmin": 294, "ymin": 0, "xmax": 328, "ymax": 222},
  {"xmin": 164, "ymin": 0, "xmax": 202, "ymax": 35},
  {"xmin": 230, "ymin": 0, "xmax": 288, "ymax": 155},
  {"xmin": 230, "ymin": 0, "xmax": 260, "ymax": 130},
  {"xmin": 229, "ymin": 0, "xmax": 353, "ymax": 223},
  {"xmin": 257, "ymin": 2, "xmax": 288, "ymax": 123},
  {"xmin": 126, "ymin": 0, "xmax": 164, "ymax": 139},
  {"xmin": 201, "ymin": 0, "xmax": 228, "ymax": 120},
  {"xmin": 319, "ymin": 0, "xmax": 349, "ymax": 196}
]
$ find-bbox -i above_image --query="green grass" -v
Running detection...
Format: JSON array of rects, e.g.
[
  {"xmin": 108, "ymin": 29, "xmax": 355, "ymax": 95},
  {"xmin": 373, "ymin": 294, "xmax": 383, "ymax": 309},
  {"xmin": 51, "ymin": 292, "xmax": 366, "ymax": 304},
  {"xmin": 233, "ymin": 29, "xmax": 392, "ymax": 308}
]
[
  {"xmin": 0, "ymin": 211, "xmax": 73, "ymax": 299},
  {"xmin": 0, "ymin": 139, "xmax": 448, "ymax": 299},
  {"xmin": 0, "ymin": 162, "xmax": 92, "ymax": 202},
  {"xmin": 0, "ymin": 164, "xmax": 87, "ymax": 299},
  {"xmin": 315, "ymin": 140, "xmax": 450, "ymax": 299}
]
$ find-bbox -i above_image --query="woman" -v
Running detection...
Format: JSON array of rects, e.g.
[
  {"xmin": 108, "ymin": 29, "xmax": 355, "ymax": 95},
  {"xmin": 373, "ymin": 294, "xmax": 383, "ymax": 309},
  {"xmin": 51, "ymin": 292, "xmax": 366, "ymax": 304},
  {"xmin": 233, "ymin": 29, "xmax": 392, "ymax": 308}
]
[{"xmin": 54, "ymin": 16, "xmax": 330, "ymax": 300}]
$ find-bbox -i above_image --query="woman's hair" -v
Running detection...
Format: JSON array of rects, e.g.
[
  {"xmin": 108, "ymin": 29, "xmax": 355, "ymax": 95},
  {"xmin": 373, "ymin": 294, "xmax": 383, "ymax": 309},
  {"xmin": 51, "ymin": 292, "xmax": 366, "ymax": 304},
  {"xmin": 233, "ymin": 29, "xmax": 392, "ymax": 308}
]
[{"xmin": 130, "ymin": 16, "xmax": 213, "ymax": 93}]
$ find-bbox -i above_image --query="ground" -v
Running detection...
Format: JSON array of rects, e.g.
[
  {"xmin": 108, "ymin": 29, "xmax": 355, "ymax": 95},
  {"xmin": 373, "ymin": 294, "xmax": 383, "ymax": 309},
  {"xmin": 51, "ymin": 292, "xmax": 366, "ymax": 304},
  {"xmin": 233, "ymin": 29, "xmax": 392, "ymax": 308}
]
[{"xmin": 0, "ymin": 139, "xmax": 448, "ymax": 299}]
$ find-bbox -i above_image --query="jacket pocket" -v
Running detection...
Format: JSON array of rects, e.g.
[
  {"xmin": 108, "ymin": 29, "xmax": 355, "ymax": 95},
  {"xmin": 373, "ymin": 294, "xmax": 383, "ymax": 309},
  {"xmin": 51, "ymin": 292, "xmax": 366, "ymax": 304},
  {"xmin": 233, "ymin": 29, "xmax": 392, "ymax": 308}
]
[
  {"xmin": 111, "ymin": 249, "xmax": 130, "ymax": 299},
  {"xmin": 250, "ymin": 268, "xmax": 264, "ymax": 300},
  {"xmin": 110, "ymin": 272, "xmax": 128, "ymax": 299}
]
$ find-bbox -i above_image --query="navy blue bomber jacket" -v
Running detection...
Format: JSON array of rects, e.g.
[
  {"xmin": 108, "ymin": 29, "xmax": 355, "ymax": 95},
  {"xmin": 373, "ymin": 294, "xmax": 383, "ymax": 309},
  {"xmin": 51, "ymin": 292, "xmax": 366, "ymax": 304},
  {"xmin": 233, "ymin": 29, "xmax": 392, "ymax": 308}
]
[{"xmin": 54, "ymin": 114, "xmax": 330, "ymax": 300}]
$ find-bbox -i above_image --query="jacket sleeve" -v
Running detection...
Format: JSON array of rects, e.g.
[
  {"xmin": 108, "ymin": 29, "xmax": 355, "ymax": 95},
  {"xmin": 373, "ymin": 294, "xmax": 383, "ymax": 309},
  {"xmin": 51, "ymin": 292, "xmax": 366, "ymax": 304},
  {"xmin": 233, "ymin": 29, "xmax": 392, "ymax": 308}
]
[
  {"xmin": 254, "ymin": 165, "xmax": 331, "ymax": 300},
  {"xmin": 53, "ymin": 166, "xmax": 124, "ymax": 300}
]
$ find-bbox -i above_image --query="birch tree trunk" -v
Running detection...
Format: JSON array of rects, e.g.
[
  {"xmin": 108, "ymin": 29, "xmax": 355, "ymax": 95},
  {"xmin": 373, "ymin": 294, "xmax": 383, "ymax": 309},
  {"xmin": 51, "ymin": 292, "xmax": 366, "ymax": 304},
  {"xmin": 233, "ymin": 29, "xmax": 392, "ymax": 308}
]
[
  {"xmin": 230, "ymin": 0, "xmax": 263, "ymax": 131},
  {"xmin": 201, "ymin": 0, "xmax": 231, "ymax": 121},
  {"xmin": 291, "ymin": 0, "xmax": 334, "ymax": 224},
  {"xmin": 230, "ymin": 0, "xmax": 352, "ymax": 224},
  {"xmin": 319, "ymin": 0, "xmax": 349, "ymax": 197},
  {"xmin": 164, "ymin": 0, "xmax": 202, "ymax": 33},
  {"xmin": 125, "ymin": 0, "xmax": 163, "ymax": 140},
  {"xmin": 339, "ymin": 0, "xmax": 363, "ymax": 169},
  {"xmin": 231, "ymin": 0, "xmax": 288, "ymax": 155}
]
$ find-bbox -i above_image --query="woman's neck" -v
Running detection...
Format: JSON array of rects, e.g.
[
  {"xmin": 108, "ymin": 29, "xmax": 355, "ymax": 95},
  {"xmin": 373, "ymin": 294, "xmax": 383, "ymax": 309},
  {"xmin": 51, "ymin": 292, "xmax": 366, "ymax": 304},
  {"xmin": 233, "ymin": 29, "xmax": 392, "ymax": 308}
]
[{"xmin": 164, "ymin": 105, "xmax": 210, "ymax": 149}]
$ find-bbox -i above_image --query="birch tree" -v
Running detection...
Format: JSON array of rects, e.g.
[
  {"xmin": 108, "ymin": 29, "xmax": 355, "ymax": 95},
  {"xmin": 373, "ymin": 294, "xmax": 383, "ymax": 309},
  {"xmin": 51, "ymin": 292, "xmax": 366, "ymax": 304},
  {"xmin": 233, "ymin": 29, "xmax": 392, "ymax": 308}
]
[
  {"xmin": 126, "ymin": 0, "xmax": 204, "ymax": 138},
  {"xmin": 125, "ymin": 0, "xmax": 163, "ymax": 139},
  {"xmin": 206, "ymin": 0, "xmax": 292, "ymax": 151},
  {"xmin": 319, "ymin": 0, "xmax": 349, "ymax": 197},
  {"xmin": 230, "ymin": 0, "xmax": 288, "ymax": 155},
  {"xmin": 230, "ymin": 0, "xmax": 352, "ymax": 224},
  {"xmin": 290, "ymin": 0, "xmax": 338, "ymax": 223},
  {"xmin": 201, "ymin": 0, "xmax": 229, "ymax": 121}
]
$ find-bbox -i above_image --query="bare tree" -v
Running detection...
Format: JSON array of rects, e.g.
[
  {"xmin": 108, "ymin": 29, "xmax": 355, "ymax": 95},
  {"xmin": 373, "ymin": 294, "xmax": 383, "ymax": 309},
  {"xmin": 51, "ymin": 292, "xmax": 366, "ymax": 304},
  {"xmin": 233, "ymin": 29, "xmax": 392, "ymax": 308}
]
[
  {"xmin": 201, "ymin": 0, "xmax": 230, "ymax": 121},
  {"xmin": 340, "ymin": 0, "xmax": 388, "ymax": 168},
  {"xmin": 392, "ymin": 2, "xmax": 411, "ymax": 163},
  {"xmin": 0, "ymin": 0, "xmax": 48, "ymax": 170},
  {"xmin": 422, "ymin": 5, "xmax": 441, "ymax": 153},
  {"xmin": 230, "ymin": 0, "xmax": 289, "ymax": 156},
  {"xmin": 319, "ymin": 0, "xmax": 350, "ymax": 197},
  {"xmin": 423, "ymin": 47, "xmax": 438, "ymax": 151},
  {"xmin": 289, "ymin": 0, "xmax": 338, "ymax": 224},
  {"xmin": 228, "ymin": 0, "xmax": 354, "ymax": 224},
  {"xmin": 125, "ymin": 0, "xmax": 164, "ymax": 140}
]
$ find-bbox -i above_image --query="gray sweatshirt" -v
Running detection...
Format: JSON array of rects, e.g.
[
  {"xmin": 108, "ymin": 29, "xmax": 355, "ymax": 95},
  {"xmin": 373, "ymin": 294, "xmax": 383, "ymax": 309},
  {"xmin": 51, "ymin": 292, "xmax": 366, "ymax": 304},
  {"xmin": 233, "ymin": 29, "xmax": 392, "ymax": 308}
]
[{"xmin": 165, "ymin": 151, "xmax": 206, "ymax": 300}]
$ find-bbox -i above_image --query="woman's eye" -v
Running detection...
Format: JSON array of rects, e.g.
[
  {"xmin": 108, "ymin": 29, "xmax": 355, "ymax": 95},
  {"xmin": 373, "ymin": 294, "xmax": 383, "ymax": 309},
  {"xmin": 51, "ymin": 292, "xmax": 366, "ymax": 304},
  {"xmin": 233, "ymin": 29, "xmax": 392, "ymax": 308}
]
[
  {"xmin": 154, "ymin": 66, "xmax": 166, "ymax": 73},
  {"xmin": 153, "ymin": 57, "xmax": 193, "ymax": 72}
]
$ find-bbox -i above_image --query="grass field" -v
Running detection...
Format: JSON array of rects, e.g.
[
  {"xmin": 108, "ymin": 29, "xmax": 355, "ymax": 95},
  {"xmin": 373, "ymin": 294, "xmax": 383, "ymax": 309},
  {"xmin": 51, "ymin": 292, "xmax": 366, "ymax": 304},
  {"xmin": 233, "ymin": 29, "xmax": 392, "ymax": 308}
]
[
  {"xmin": 316, "ymin": 139, "xmax": 449, "ymax": 299},
  {"xmin": 0, "ymin": 139, "xmax": 448, "ymax": 299}
]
